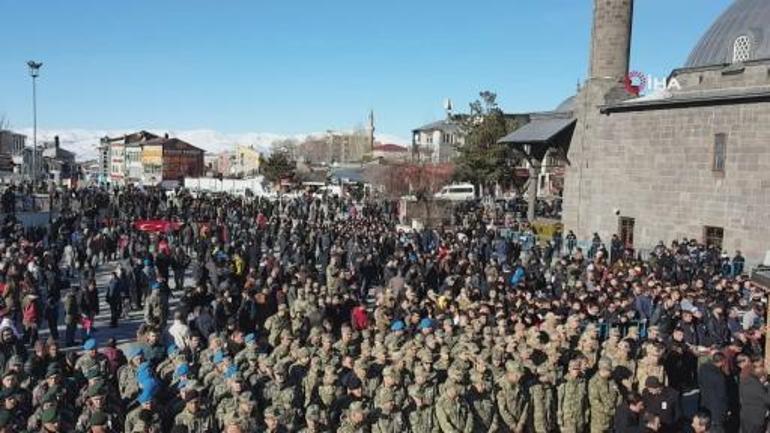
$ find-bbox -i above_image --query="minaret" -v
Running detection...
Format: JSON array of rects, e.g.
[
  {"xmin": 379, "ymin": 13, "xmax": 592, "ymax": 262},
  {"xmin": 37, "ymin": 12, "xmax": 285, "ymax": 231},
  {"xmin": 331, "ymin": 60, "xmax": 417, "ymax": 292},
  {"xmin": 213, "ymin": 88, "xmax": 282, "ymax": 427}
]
[
  {"xmin": 589, "ymin": 0, "xmax": 634, "ymax": 84},
  {"xmin": 367, "ymin": 110, "xmax": 375, "ymax": 152},
  {"xmin": 563, "ymin": 0, "xmax": 634, "ymax": 240}
]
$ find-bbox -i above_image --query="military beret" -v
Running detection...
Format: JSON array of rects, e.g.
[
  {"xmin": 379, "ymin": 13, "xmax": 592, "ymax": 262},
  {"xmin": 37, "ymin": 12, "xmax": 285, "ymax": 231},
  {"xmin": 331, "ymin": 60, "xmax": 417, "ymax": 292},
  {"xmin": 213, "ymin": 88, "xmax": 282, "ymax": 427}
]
[
  {"xmin": 83, "ymin": 338, "xmax": 97, "ymax": 351},
  {"xmin": 126, "ymin": 346, "xmax": 144, "ymax": 359},
  {"xmin": 244, "ymin": 333, "xmax": 256, "ymax": 344},
  {"xmin": 167, "ymin": 344, "xmax": 179, "ymax": 357},
  {"xmin": 137, "ymin": 388, "xmax": 155, "ymax": 405},
  {"xmin": 41, "ymin": 407, "xmax": 59, "ymax": 424},
  {"xmin": 46, "ymin": 364, "xmax": 61, "ymax": 378},
  {"xmin": 175, "ymin": 363, "xmax": 190, "ymax": 377},
  {"xmin": 212, "ymin": 350, "xmax": 226, "ymax": 364},
  {"xmin": 0, "ymin": 390, "xmax": 16, "ymax": 402},
  {"xmin": 87, "ymin": 383, "xmax": 106, "ymax": 398},
  {"xmin": 89, "ymin": 410, "xmax": 109, "ymax": 427},
  {"xmin": 418, "ymin": 317, "xmax": 434, "ymax": 330}
]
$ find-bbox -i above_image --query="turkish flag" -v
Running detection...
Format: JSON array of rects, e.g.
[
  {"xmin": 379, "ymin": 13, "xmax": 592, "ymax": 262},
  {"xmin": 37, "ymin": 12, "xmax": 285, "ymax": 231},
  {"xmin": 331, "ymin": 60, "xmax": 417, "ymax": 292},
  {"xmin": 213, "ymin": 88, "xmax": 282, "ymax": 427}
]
[{"xmin": 133, "ymin": 220, "xmax": 182, "ymax": 233}]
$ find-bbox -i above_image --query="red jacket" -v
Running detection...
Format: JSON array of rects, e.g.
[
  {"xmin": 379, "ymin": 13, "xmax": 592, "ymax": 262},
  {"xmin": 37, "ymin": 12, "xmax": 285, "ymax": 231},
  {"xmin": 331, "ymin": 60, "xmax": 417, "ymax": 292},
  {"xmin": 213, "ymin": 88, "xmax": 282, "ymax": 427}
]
[{"xmin": 351, "ymin": 306, "xmax": 369, "ymax": 330}]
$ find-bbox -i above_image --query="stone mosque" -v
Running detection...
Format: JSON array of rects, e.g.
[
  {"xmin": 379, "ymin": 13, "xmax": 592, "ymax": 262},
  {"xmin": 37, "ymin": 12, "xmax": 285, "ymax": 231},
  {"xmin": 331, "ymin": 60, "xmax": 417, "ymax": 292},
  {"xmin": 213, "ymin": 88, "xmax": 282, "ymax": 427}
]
[{"xmin": 561, "ymin": 0, "xmax": 770, "ymax": 263}]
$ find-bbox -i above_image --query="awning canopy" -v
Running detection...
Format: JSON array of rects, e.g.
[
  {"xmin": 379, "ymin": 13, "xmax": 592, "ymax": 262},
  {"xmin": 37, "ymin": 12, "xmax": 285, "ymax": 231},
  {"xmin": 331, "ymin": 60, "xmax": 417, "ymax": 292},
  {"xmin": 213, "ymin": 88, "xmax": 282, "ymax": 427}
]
[
  {"xmin": 498, "ymin": 116, "xmax": 576, "ymax": 163},
  {"xmin": 497, "ymin": 117, "xmax": 576, "ymax": 145}
]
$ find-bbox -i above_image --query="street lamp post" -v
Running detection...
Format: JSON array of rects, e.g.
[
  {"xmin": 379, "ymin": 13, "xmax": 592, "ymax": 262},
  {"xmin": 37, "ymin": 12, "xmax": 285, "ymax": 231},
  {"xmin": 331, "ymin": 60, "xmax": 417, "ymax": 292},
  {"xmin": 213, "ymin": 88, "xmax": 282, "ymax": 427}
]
[{"xmin": 27, "ymin": 60, "xmax": 42, "ymax": 187}]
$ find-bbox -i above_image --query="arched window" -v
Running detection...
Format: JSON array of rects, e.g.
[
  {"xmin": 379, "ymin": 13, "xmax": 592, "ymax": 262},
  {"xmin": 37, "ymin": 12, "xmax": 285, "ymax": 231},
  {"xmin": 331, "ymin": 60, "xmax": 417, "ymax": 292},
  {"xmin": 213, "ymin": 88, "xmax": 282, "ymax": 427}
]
[{"xmin": 733, "ymin": 35, "xmax": 751, "ymax": 63}]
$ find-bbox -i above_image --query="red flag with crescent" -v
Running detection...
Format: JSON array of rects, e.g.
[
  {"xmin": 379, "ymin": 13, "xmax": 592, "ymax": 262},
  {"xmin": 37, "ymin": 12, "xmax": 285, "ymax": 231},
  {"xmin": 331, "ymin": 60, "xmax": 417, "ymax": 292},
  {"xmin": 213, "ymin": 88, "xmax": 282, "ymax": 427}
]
[{"xmin": 133, "ymin": 220, "xmax": 182, "ymax": 233}]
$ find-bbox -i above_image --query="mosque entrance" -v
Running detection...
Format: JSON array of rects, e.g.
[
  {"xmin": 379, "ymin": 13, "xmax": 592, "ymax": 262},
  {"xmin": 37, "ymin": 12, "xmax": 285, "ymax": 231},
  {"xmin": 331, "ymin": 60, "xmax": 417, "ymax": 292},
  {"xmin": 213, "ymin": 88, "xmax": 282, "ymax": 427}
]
[{"xmin": 618, "ymin": 217, "xmax": 635, "ymax": 248}]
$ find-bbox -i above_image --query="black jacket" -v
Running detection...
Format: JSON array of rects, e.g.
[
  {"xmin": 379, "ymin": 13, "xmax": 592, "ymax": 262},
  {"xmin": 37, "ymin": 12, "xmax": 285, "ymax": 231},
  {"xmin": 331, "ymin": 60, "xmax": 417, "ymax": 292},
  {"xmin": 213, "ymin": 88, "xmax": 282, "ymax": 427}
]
[
  {"xmin": 642, "ymin": 387, "xmax": 680, "ymax": 428},
  {"xmin": 739, "ymin": 374, "xmax": 770, "ymax": 426},
  {"xmin": 613, "ymin": 404, "xmax": 641, "ymax": 433},
  {"xmin": 698, "ymin": 363, "xmax": 728, "ymax": 422}
]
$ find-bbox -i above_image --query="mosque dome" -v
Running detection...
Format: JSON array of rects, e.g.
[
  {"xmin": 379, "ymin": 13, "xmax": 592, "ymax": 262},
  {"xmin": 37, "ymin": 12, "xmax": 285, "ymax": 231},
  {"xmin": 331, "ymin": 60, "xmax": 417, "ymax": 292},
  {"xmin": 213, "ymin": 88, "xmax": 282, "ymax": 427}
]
[
  {"xmin": 554, "ymin": 95, "xmax": 576, "ymax": 113},
  {"xmin": 685, "ymin": 0, "xmax": 770, "ymax": 68}
]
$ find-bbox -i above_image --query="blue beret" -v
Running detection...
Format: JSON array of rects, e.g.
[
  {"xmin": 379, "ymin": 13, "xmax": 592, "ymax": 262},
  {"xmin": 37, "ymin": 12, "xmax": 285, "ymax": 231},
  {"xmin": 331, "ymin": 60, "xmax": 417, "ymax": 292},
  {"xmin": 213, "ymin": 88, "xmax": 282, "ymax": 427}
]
[
  {"xmin": 213, "ymin": 350, "xmax": 225, "ymax": 364},
  {"xmin": 126, "ymin": 347, "xmax": 143, "ymax": 359},
  {"xmin": 175, "ymin": 363, "xmax": 190, "ymax": 377},
  {"xmin": 244, "ymin": 333, "xmax": 256, "ymax": 344},
  {"xmin": 143, "ymin": 259, "xmax": 152, "ymax": 266},
  {"xmin": 83, "ymin": 338, "xmax": 97, "ymax": 351},
  {"xmin": 418, "ymin": 318, "xmax": 434, "ymax": 330},
  {"xmin": 167, "ymin": 344, "xmax": 179, "ymax": 356},
  {"xmin": 151, "ymin": 282, "xmax": 160, "ymax": 290},
  {"xmin": 390, "ymin": 320, "xmax": 406, "ymax": 332},
  {"xmin": 224, "ymin": 364, "xmax": 238, "ymax": 379},
  {"xmin": 137, "ymin": 388, "xmax": 154, "ymax": 404}
]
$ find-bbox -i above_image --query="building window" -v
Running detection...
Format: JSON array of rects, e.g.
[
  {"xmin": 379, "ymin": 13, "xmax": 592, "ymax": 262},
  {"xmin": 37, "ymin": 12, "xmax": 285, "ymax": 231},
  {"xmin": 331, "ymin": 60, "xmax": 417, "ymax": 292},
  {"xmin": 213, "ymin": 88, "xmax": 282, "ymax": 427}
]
[
  {"xmin": 713, "ymin": 133, "xmax": 726, "ymax": 173},
  {"xmin": 733, "ymin": 35, "xmax": 751, "ymax": 63},
  {"xmin": 704, "ymin": 226, "xmax": 724, "ymax": 249}
]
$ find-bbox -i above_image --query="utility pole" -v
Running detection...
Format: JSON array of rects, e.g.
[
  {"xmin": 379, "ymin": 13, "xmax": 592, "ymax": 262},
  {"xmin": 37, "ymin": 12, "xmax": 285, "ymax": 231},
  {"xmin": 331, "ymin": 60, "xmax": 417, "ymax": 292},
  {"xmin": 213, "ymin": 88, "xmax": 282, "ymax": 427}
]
[{"xmin": 27, "ymin": 61, "xmax": 42, "ymax": 186}]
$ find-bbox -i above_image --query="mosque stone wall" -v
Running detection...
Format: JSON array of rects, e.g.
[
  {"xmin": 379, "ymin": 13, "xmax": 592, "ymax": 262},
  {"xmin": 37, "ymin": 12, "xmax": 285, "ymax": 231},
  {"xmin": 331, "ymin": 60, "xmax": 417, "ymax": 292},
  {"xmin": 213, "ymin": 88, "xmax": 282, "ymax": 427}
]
[{"xmin": 564, "ymin": 99, "xmax": 770, "ymax": 263}]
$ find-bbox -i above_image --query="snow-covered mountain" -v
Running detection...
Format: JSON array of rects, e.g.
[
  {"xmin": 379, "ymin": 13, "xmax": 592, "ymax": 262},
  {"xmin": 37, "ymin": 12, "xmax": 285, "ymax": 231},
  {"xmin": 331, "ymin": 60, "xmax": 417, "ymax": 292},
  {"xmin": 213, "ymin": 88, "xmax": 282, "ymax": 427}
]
[{"xmin": 16, "ymin": 128, "xmax": 408, "ymax": 161}]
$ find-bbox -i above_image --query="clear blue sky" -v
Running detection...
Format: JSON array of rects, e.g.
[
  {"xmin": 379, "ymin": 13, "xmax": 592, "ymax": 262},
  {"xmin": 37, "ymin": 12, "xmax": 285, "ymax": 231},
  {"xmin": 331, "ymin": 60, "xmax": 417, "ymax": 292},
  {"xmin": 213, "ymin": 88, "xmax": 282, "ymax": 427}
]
[{"xmin": 0, "ymin": 0, "xmax": 730, "ymax": 140}]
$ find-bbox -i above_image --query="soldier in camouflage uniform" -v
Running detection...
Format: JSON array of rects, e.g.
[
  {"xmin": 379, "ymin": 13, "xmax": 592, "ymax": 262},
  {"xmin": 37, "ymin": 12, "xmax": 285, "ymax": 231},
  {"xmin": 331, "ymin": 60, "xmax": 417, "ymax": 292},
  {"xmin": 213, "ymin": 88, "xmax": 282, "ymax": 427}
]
[
  {"xmin": 337, "ymin": 401, "xmax": 370, "ymax": 433},
  {"xmin": 316, "ymin": 365, "xmax": 340, "ymax": 410},
  {"xmin": 220, "ymin": 395, "xmax": 258, "ymax": 432},
  {"xmin": 117, "ymin": 348, "xmax": 143, "ymax": 404},
  {"xmin": 557, "ymin": 359, "xmax": 588, "ymax": 433},
  {"xmin": 497, "ymin": 361, "xmax": 528, "ymax": 433},
  {"xmin": 75, "ymin": 383, "xmax": 122, "ymax": 433},
  {"xmin": 588, "ymin": 358, "xmax": 619, "ymax": 433},
  {"xmin": 174, "ymin": 389, "xmax": 216, "ymax": 433},
  {"xmin": 371, "ymin": 387, "xmax": 405, "ymax": 433},
  {"xmin": 529, "ymin": 366, "xmax": 557, "ymax": 433},
  {"xmin": 468, "ymin": 371, "xmax": 499, "ymax": 433},
  {"xmin": 435, "ymin": 382, "xmax": 474, "ymax": 433},
  {"xmin": 264, "ymin": 362, "xmax": 300, "ymax": 430},
  {"xmin": 299, "ymin": 404, "xmax": 331, "ymax": 433},
  {"xmin": 407, "ymin": 365, "xmax": 438, "ymax": 433},
  {"xmin": 374, "ymin": 366, "xmax": 406, "ymax": 412}
]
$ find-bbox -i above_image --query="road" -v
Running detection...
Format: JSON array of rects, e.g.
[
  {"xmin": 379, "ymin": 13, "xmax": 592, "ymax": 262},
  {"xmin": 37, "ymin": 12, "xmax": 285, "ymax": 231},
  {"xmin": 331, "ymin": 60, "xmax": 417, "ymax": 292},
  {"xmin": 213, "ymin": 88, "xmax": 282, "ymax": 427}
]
[{"xmin": 37, "ymin": 262, "xmax": 189, "ymax": 351}]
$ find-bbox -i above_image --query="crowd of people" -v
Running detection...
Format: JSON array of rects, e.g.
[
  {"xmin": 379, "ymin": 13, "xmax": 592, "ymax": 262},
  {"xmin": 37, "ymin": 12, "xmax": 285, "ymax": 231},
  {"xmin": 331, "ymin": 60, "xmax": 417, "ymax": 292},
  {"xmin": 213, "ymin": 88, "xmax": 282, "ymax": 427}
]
[{"xmin": 0, "ymin": 185, "xmax": 765, "ymax": 433}]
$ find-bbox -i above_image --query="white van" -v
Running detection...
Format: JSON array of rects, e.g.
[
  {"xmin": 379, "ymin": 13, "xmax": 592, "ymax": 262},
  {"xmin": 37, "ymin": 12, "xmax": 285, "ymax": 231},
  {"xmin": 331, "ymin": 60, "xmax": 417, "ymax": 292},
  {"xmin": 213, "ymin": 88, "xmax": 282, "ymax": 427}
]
[{"xmin": 435, "ymin": 183, "xmax": 476, "ymax": 201}]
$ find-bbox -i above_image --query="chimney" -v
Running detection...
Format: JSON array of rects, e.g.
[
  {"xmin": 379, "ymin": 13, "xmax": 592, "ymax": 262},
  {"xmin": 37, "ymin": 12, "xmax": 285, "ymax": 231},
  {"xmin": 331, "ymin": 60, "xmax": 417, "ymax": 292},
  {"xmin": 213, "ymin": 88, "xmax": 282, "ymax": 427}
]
[
  {"xmin": 164, "ymin": 133, "xmax": 169, "ymax": 139},
  {"xmin": 54, "ymin": 136, "xmax": 60, "ymax": 149}
]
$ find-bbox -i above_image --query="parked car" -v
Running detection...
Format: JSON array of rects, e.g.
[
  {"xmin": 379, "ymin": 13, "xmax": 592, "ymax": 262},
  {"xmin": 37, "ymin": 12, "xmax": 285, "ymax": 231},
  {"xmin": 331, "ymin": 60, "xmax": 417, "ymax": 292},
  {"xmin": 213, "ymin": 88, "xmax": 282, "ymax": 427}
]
[{"xmin": 434, "ymin": 183, "xmax": 475, "ymax": 201}]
